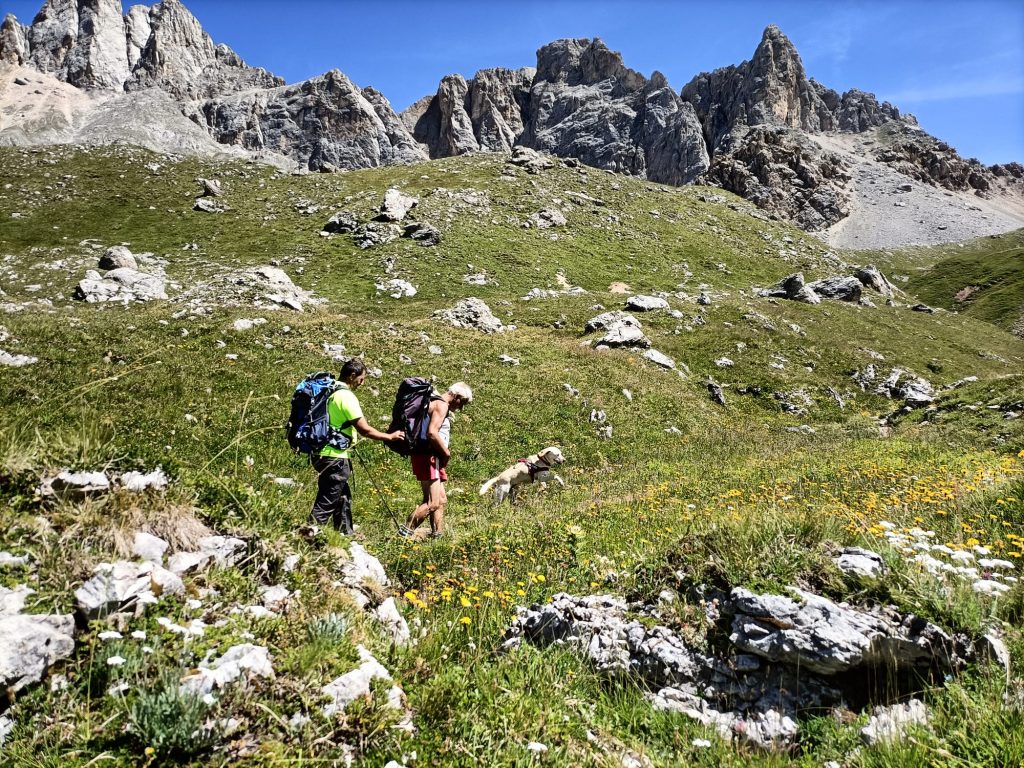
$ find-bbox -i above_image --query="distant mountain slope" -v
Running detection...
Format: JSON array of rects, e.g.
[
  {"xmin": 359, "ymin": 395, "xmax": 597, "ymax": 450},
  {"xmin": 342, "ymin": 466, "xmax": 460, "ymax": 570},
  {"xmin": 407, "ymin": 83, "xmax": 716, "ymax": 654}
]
[{"xmin": 901, "ymin": 230, "xmax": 1024, "ymax": 337}]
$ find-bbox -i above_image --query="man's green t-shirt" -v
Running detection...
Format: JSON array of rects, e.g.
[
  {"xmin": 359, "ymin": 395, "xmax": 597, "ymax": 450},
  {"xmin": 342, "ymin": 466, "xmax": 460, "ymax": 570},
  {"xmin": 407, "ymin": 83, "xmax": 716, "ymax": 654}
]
[{"xmin": 319, "ymin": 384, "xmax": 362, "ymax": 459}]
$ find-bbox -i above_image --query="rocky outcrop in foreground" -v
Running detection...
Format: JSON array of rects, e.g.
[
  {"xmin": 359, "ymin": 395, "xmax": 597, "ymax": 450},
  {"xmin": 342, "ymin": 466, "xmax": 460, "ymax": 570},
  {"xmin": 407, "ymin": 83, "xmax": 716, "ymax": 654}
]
[{"xmin": 503, "ymin": 580, "xmax": 1000, "ymax": 749}]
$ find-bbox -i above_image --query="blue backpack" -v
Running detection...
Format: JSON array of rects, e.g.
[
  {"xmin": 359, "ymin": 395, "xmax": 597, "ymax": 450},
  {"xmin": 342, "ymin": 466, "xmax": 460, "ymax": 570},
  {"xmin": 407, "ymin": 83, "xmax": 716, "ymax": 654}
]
[{"xmin": 286, "ymin": 372, "xmax": 353, "ymax": 455}]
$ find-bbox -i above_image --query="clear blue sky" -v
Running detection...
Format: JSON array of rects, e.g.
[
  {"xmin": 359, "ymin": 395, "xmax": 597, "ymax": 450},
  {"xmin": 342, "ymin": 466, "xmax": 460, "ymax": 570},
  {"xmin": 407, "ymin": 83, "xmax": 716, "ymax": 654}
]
[{"xmin": 8, "ymin": 0, "xmax": 1023, "ymax": 164}]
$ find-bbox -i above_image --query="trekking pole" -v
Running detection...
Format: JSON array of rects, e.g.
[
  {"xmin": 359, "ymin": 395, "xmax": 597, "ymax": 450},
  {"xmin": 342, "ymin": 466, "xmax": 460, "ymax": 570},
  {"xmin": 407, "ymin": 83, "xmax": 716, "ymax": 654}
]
[{"xmin": 353, "ymin": 450, "xmax": 403, "ymax": 531}]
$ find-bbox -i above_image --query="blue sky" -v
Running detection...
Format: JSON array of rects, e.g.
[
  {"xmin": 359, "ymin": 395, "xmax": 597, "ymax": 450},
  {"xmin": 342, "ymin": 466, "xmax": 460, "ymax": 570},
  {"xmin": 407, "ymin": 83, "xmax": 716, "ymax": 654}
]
[{"xmin": 8, "ymin": 0, "xmax": 1023, "ymax": 163}]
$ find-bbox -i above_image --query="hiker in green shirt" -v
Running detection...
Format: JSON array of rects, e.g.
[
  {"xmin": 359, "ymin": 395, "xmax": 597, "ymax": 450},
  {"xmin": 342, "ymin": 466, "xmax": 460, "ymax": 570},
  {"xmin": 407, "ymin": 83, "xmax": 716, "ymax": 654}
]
[{"xmin": 310, "ymin": 359, "xmax": 404, "ymax": 534}]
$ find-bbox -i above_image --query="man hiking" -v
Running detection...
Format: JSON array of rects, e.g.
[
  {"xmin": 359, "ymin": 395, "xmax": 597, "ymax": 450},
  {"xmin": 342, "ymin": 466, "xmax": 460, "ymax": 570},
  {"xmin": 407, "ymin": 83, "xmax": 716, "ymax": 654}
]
[
  {"xmin": 310, "ymin": 358, "xmax": 404, "ymax": 535},
  {"xmin": 399, "ymin": 382, "xmax": 473, "ymax": 539}
]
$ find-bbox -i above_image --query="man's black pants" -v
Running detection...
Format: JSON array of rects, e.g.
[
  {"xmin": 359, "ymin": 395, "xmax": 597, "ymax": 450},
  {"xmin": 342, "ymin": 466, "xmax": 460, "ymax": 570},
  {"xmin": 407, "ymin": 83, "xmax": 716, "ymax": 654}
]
[{"xmin": 310, "ymin": 456, "xmax": 354, "ymax": 534}]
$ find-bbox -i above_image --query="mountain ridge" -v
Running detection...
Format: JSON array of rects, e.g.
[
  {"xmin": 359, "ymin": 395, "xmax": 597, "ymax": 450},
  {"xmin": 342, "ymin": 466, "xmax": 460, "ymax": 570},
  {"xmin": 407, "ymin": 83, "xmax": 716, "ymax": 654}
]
[{"xmin": 2, "ymin": 0, "xmax": 1022, "ymax": 244}]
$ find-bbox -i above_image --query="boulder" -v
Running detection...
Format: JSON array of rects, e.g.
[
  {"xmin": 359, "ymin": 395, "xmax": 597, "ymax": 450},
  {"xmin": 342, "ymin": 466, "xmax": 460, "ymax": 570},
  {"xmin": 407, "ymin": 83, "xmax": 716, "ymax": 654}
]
[
  {"xmin": 193, "ymin": 197, "xmax": 225, "ymax": 213},
  {"xmin": 507, "ymin": 146, "xmax": 555, "ymax": 173},
  {"xmin": 341, "ymin": 542, "xmax": 390, "ymax": 589},
  {"xmin": 74, "ymin": 267, "xmax": 167, "ymax": 303},
  {"xmin": 376, "ymin": 188, "xmax": 418, "ymax": 222},
  {"xmin": 353, "ymin": 222, "xmax": 401, "ymax": 249},
  {"xmin": 197, "ymin": 535, "xmax": 246, "ymax": 567},
  {"xmin": 707, "ymin": 378, "xmax": 727, "ymax": 406},
  {"xmin": 167, "ymin": 550, "xmax": 211, "ymax": 576},
  {"xmin": 854, "ymin": 265, "xmax": 896, "ymax": 297},
  {"xmin": 0, "ymin": 350, "xmax": 39, "ymax": 367},
  {"xmin": 323, "ymin": 211, "xmax": 358, "ymax": 234},
  {"xmin": 626, "ymin": 295, "xmax": 669, "ymax": 312},
  {"xmin": 598, "ymin": 324, "xmax": 650, "ymax": 348},
  {"xmin": 375, "ymin": 279, "xmax": 417, "ymax": 299},
  {"xmin": 434, "ymin": 298, "xmax": 505, "ymax": 333},
  {"xmin": 761, "ymin": 273, "xmax": 821, "ymax": 304},
  {"xmin": 321, "ymin": 645, "xmax": 405, "ymax": 716},
  {"xmin": 99, "ymin": 246, "xmax": 138, "ymax": 271},
  {"xmin": 860, "ymin": 700, "xmax": 929, "ymax": 746},
  {"xmin": 526, "ymin": 209, "xmax": 567, "ymax": 228},
  {"xmin": 0, "ymin": 613, "xmax": 75, "ymax": 692},
  {"xmin": 132, "ymin": 532, "xmax": 169, "ymax": 564},
  {"xmin": 642, "ymin": 349, "xmax": 676, "ymax": 369},
  {"xmin": 729, "ymin": 587, "xmax": 957, "ymax": 676},
  {"xmin": 179, "ymin": 643, "xmax": 274, "ymax": 695},
  {"xmin": 120, "ymin": 468, "xmax": 169, "ymax": 492},
  {"xmin": 198, "ymin": 177, "xmax": 221, "ymax": 197},
  {"xmin": 38, "ymin": 469, "xmax": 110, "ymax": 499},
  {"xmin": 897, "ymin": 376, "xmax": 934, "ymax": 407},
  {"xmin": 584, "ymin": 311, "xmax": 641, "ymax": 334},
  {"xmin": 805, "ymin": 276, "xmax": 862, "ymax": 302},
  {"xmin": 0, "ymin": 551, "xmax": 31, "ymax": 570},
  {"xmin": 402, "ymin": 222, "xmax": 441, "ymax": 246},
  {"xmin": 75, "ymin": 560, "xmax": 183, "ymax": 619},
  {"xmin": 835, "ymin": 547, "xmax": 886, "ymax": 580}
]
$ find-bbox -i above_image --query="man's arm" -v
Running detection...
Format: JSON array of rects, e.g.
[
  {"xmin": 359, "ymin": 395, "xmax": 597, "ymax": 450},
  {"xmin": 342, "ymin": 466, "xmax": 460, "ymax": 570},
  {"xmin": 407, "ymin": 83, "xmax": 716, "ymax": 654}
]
[
  {"xmin": 350, "ymin": 417, "xmax": 404, "ymax": 443},
  {"xmin": 426, "ymin": 400, "xmax": 450, "ymax": 459}
]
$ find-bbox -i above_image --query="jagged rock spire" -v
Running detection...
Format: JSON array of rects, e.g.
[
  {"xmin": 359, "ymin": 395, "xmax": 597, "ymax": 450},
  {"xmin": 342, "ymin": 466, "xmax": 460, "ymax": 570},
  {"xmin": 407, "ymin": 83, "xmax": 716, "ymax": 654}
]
[{"xmin": 0, "ymin": 14, "xmax": 30, "ymax": 64}]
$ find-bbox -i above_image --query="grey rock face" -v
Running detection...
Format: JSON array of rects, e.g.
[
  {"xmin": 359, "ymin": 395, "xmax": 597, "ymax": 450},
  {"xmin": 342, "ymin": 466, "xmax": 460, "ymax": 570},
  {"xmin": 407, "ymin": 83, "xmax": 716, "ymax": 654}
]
[
  {"xmin": 524, "ymin": 39, "xmax": 709, "ymax": 185},
  {"xmin": 0, "ymin": 14, "xmax": 30, "ymax": 65},
  {"xmin": 403, "ymin": 67, "xmax": 535, "ymax": 157},
  {"xmin": 682, "ymin": 26, "xmax": 901, "ymax": 155},
  {"xmin": 124, "ymin": 4, "xmax": 151, "ymax": 70},
  {"xmin": 704, "ymin": 126, "xmax": 851, "ymax": 231},
  {"xmin": 0, "ymin": 613, "xmax": 75, "ymax": 693},
  {"xmin": 434, "ymin": 298, "xmax": 505, "ymax": 333},
  {"xmin": 872, "ymin": 120, "xmax": 1002, "ymax": 194},
  {"xmin": 27, "ymin": 0, "xmax": 79, "ymax": 76},
  {"xmin": 62, "ymin": 0, "xmax": 130, "ymax": 89},
  {"xmin": 127, "ymin": 0, "xmax": 282, "ymax": 99},
  {"xmin": 194, "ymin": 70, "xmax": 426, "ymax": 172}
]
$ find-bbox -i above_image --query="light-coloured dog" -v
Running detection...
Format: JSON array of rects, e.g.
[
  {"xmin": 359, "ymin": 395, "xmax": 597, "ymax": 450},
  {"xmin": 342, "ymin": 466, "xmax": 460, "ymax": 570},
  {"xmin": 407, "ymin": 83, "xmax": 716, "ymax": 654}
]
[{"xmin": 479, "ymin": 446, "xmax": 566, "ymax": 504}]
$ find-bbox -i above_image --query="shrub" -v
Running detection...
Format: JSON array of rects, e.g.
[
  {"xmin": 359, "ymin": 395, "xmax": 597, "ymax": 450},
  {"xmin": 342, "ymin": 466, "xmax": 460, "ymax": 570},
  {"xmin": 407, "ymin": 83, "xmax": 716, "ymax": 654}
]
[{"xmin": 128, "ymin": 670, "xmax": 216, "ymax": 758}]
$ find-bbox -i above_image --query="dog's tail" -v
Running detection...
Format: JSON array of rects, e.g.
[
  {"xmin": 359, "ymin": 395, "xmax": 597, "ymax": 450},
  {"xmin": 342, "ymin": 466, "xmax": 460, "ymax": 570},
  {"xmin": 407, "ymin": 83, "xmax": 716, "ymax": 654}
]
[{"xmin": 479, "ymin": 477, "xmax": 498, "ymax": 496}]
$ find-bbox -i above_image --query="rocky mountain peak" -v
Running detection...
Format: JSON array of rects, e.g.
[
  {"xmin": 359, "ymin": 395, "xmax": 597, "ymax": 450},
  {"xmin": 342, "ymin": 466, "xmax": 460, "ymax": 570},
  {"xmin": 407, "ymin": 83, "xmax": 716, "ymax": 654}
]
[
  {"xmin": 127, "ymin": 0, "xmax": 282, "ymax": 99},
  {"xmin": 0, "ymin": 14, "xmax": 30, "ymax": 64},
  {"xmin": 534, "ymin": 37, "xmax": 646, "ymax": 92}
]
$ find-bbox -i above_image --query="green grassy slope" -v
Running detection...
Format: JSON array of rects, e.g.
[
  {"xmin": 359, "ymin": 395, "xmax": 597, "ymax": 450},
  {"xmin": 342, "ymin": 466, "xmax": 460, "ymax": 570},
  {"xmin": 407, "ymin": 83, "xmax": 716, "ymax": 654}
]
[
  {"xmin": 866, "ymin": 229, "xmax": 1024, "ymax": 336},
  {"xmin": 1, "ymin": 145, "xmax": 1023, "ymax": 767}
]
